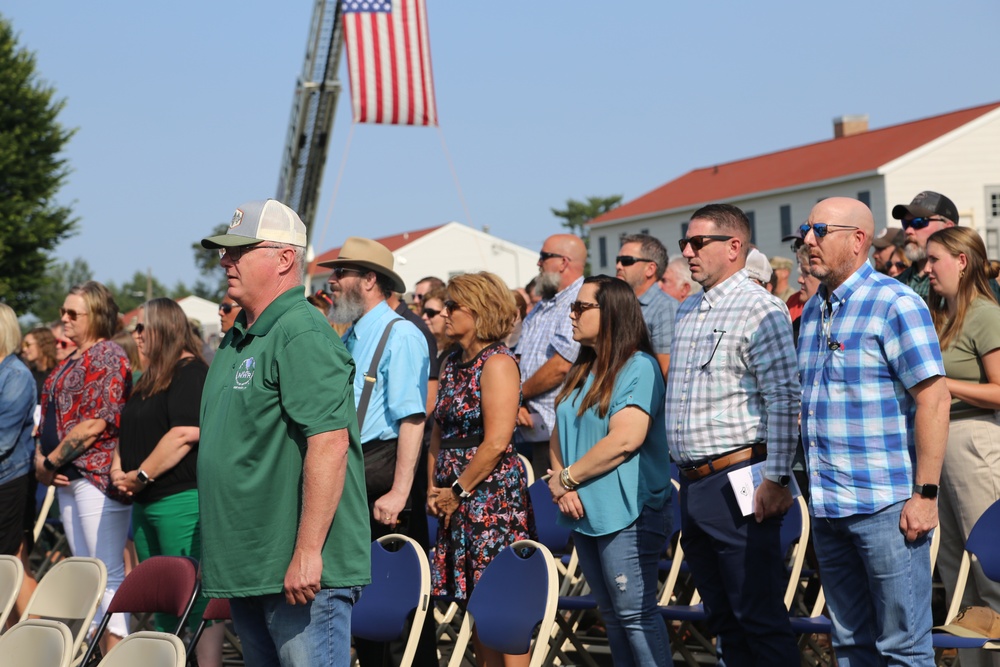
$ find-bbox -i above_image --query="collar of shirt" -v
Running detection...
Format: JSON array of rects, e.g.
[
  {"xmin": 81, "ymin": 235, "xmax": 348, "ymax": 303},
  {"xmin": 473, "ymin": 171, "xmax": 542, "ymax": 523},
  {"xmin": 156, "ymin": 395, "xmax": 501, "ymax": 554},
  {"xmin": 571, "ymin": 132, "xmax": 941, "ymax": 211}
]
[
  {"xmin": 231, "ymin": 287, "xmax": 303, "ymax": 344},
  {"xmin": 346, "ymin": 300, "xmax": 394, "ymax": 344},
  {"xmin": 699, "ymin": 268, "xmax": 748, "ymax": 310},
  {"xmin": 817, "ymin": 261, "xmax": 873, "ymax": 310}
]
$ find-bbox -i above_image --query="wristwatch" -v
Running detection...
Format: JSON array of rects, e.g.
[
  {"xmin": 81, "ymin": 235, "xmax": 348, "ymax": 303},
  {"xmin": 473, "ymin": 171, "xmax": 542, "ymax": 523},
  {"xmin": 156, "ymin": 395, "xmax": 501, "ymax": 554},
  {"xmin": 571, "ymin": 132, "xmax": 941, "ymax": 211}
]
[
  {"xmin": 913, "ymin": 483, "xmax": 938, "ymax": 499},
  {"xmin": 136, "ymin": 469, "xmax": 154, "ymax": 486},
  {"xmin": 42, "ymin": 457, "xmax": 57, "ymax": 471},
  {"xmin": 765, "ymin": 474, "xmax": 791, "ymax": 488},
  {"xmin": 451, "ymin": 479, "xmax": 471, "ymax": 499}
]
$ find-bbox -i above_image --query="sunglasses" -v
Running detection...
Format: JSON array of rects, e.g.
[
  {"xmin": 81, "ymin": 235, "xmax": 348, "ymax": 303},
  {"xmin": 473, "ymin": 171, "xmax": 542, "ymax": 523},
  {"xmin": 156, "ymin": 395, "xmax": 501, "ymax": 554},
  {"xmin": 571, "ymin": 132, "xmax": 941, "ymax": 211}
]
[
  {"xmin": 133, "ymin": 323, "xmax": 145, "ymax": 335},
  {"xmin": 799, "ymin": 222, "xmax": 859, "ymax": 238},
  {"xmin": 539, "ymin": 251, "xmax": 567, "ymax": 262},
  {"xmin": 570, "ymin": 300, "xmax": 600, "ymax": 317},
  {"xmin": 422, "ymin": 308, "xmax": 441, "ymax": 319},
  {"xmin": 616, "ymin": 255, "xmax": 654, "ymax": 267},
  {"xmin": 889, "ymin": 261, "xmax": 908, "ymax": 271},
  {"xmin": 443, "ymin": 299, "xmax": 462, "ymax": 313},
  {"xmin": 900, "ymin": 216, "xmax": 944, "ymax": 231},
  {"xmin": 60, "ymin": 307, "xmax": 88, "ymax": 320},
  {"xmin": 678, "ymin": 235, "xmax": 733, "ymax": 252},
  {"xmin": 219, "ymin": 302, "xmax": 239, "ymax": 314},
  {"xmin": 217, "ymin": 244, "xmax": 284, "ymax": 260},
  {"xmin": 331, "ymin": 267, "xmax": 365, "ymax": 280},
  {"xmin": 56, "ymin": 339, "xmax": 74, "ymax": 350}
]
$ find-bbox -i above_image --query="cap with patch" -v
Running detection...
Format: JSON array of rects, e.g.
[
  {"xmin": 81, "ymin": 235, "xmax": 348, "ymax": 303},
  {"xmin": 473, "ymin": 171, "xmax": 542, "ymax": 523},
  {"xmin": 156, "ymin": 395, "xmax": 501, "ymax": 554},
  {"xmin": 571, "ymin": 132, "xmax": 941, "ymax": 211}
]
[
  {"xmin": 201, "ymin": 199, "xmax": 307, "ymax": 249},
  {"xmin": 746, "ymin": 248, "xmax": 773, "ymax": 283},
  {"xmin": 872, "ymin": 227, "xmax": 905, "ymax": 249},
  {"xmin": 769, "ymin": 256, "xmax": 794, "ymax": 272},
  {"xmin": 891, "ymin": 191, "xmax": 959, "ymax": 224},
  {"xmin": 934, "ymin": 606, "xmax": 1000, "ymax": 640}
]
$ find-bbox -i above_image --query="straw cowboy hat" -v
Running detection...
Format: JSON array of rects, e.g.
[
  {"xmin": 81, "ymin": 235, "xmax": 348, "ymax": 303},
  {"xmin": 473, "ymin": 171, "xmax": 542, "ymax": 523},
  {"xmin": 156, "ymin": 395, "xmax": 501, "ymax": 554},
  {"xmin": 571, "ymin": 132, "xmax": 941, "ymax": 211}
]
[{"xmin": 317, "ymin": 237, "xmax": 407, "ymax": 293}]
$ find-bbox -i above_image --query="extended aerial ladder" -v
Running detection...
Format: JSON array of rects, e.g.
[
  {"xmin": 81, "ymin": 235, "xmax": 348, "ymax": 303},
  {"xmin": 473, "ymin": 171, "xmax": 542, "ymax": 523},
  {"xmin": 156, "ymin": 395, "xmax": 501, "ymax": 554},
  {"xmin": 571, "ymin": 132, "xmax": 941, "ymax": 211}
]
[{"xmin": 275, "ymin": 0, "xmax": 344, "ymax": 251}]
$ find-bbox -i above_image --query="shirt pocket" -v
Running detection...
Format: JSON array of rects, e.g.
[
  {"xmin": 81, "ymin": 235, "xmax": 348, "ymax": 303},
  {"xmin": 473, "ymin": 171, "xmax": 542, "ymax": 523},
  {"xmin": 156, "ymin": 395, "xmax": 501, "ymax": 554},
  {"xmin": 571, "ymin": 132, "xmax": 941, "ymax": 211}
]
[{"xmin": 823, "ymin": 344, "xmax": 861, "ymax": 384}]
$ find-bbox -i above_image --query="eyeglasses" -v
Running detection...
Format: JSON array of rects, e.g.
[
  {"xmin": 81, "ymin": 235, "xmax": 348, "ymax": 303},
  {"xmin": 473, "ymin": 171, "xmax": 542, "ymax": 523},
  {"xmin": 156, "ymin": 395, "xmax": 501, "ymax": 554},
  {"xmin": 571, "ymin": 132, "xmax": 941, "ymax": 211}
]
[
  {"xmin": 889, "ymin": 261, "xmax": 908, "ymax": 271},
  {"xmin": 422, "ymin": 308, "xmax": 441, "ymax": 319},
  {"xmin": 678, "ymin": 235, "xmax": 733, "ymax": 252},
  {"xmin": 60, "ymin": 307, "xmax": 88, "ymax": 320},
  {"xmin": 21, "ymin": 340, "xmax": 34, "ymax": 349},
  {"xmin": 219, "ymin": 302, "xmax": 239, "ymax": 314},
  {"xmin": 133, "ymin": 323, "xmax": 145, "ymax": 335},
  {"xmin": 442, "ymin": 299, "xmax": 462, "ymax": 313},
  {"xmin": 331, "ymin": 267, "xmax": 365, "ymax": 280},
  {"xmin": 539, "ymin": 251, "xmax": 567, "ymax": 262},
  {"xmin": 217, "ymin": 244, "xmax": 284, "ymax": 260},
  {"xmin": 799, "ymin": 222, "xmax": 859, "ymax": 238},
  {"xmin": 569, "ymin": 300, "xmax": 600, "ymax": 317},
  {"xmin": 901, "ymin": 216, "xmax": 945, "ymax": 231},
  {"xmin": 56, "ymin": 340, "xmax": 74, "ymax": 350},
  {"xmin": 413, "ymin": 293, "xmax": 426, "ymax": 302},
  {"xmin": 616, "ymin": 255, "xmax": 654, "ymax": 267}
]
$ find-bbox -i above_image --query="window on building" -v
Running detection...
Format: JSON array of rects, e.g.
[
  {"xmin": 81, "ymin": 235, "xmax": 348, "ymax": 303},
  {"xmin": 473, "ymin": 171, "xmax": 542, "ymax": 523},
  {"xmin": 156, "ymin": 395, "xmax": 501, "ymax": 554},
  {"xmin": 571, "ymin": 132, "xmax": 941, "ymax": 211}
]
[
  {"xmin": 640, "ymin": 228, "xmax": 649, "ymax": 235},
  {"xmin": 681, "ymin": 223, "xmax": 689, "ymax": 239},
  {"xmin": 746, "ymin": 211, "xmax": 757, "ymax": 245},
  {"xmin": 858, "ymin": 191, "xmax": 871, "ymax": 208},
  {"xmin": 990, "ymin": 190, "xmax": 1000, "ymax": 218},
  {"xmin": 780, "ymin": 205, "xmax": 792, "ymax": 239},
  {"xmin": 598, "ymin": 236, "xmax": 607, "ymax": 268}
]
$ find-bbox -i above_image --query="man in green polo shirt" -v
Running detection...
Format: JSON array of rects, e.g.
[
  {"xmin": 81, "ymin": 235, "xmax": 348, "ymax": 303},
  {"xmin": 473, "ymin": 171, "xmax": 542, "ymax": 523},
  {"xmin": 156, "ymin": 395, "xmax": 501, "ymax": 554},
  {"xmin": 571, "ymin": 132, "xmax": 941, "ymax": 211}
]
[{"xmin": 199, "ymin": 199, "xmax": 370, "ymax": 667}]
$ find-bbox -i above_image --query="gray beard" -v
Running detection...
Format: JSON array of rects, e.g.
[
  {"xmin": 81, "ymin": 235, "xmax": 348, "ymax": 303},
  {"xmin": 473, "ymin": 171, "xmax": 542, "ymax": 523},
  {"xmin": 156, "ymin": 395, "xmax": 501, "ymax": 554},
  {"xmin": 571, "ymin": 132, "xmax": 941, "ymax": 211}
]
[
  {"xmin": 329, "ymin": 286, "xmax": 366, "ymax": 324},
  {"xmin": 535, "ymin": 271, "xmax": 561, "ymax": 300},
  {"xmin": 903, "ymin": 242, "xmax": 926, "ymax": 264}
]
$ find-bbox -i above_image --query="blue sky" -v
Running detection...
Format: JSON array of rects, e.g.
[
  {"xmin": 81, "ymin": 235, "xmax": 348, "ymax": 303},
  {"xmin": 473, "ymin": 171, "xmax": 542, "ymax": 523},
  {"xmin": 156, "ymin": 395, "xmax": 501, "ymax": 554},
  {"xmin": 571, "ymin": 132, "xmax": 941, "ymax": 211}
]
[{"xmin": 3, "ymin": 0, "xmax": 998, "ymax": 289}]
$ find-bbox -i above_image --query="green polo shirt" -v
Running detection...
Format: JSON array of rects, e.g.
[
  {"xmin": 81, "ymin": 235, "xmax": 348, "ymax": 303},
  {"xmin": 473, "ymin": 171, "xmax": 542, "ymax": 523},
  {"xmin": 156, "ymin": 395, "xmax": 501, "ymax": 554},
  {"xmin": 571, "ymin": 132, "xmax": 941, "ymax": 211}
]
[{"xmin": 198, "ymin": 287, "xmax": 370, "ymax": 597}]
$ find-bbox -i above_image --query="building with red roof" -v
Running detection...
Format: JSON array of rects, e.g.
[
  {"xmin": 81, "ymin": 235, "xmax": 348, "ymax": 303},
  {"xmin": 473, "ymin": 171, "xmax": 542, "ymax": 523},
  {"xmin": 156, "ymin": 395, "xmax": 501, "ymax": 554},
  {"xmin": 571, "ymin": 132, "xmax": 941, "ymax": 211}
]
[{"xmin": 588, "ymin": 102, "xmax": 1000, "ymax": 273}]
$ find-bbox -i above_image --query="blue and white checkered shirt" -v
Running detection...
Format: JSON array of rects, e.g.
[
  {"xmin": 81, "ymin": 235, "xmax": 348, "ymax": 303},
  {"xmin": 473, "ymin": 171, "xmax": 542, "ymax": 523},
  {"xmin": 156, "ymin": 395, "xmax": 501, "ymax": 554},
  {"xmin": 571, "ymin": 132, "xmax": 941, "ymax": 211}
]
[
  {"xmin": 798, "ymin": 262, "xmax": 945, "ymax": 519},
  {"xmin": 638, "ymin": 284, "xmax": 679, "ymax": 355},
  {"xmin": 665, "ymin": 270, "xmax": 799, "ymax": 479},
  {"xmin": 516, "ymin": 276, "xmax": 583, "ymax": 433}
]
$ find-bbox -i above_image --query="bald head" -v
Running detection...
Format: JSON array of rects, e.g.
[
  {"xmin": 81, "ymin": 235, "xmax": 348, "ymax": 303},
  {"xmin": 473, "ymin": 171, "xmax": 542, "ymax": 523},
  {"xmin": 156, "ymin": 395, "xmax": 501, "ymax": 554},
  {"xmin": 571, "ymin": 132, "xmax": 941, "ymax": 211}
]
[
  {"xmin": 805, "ymin": 197, "xmax": 875, "ymax": 290},
  {"xmin": 539, "ymin": 234, "xmax": 587, "ymax": 290},
  {"xmin": 547, "ymin": 234, "xmax": 587, "ymax": 266}
]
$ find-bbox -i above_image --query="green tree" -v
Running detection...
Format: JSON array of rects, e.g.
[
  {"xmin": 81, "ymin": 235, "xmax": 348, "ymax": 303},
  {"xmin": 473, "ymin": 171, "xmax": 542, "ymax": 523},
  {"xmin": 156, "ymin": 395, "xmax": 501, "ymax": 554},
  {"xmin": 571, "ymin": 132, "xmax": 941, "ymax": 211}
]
[
  {"xmin": 31, "ymin": 258, "xmax": 93, "ymax": 324},
  {"xmin": 551, "ymin": 195, "xmax": 623, "ymax": 275},
  {"xmin": 107, "ymin": 270, "xmax": 174, "ymax": 315},
  {"xmin": 0, "ymin": 16, "xmax": 77, "ymax": 312},
  {"xmin": 191, "ymin": 222, "xmax": 228, "ymax": 300}
]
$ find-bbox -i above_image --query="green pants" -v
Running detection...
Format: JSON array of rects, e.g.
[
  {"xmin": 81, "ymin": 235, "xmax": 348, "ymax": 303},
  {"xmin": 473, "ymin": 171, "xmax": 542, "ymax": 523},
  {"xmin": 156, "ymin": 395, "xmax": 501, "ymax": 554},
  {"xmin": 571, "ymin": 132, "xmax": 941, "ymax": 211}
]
[{"xmin": 132, "ymin": 488, "xmax": 210, "ymax": 633}]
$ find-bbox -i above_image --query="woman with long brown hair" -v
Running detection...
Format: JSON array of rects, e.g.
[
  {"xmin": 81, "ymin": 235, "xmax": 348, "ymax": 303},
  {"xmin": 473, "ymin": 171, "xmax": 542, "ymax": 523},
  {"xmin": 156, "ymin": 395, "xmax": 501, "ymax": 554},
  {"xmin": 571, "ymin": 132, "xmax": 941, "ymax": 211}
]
[
  {"xmin": 112, "ymin": 297, "xmax": 224, "ymax": 666},
  {"xmin": 923, "ymin": 227, "xmax": 1000, "ymax": 667},
  {"xmin": 20, "ymin": 327, "xmax": 58, "ymax": 401},
  {"xmin": 547, "ymin": 275, "xmax": 673, "ymax": 667}
]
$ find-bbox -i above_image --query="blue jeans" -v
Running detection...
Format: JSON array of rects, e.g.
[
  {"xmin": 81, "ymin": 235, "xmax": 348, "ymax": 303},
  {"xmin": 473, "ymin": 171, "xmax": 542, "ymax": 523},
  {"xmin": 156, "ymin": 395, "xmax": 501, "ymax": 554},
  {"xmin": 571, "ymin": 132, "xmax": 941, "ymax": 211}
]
[
  {"xmin": 230, "ymin": 587, "xmax": 363, "ymax": 667},
  {"xmin": 812, "ymin": 501, "xmax": 934, "ymax": 667},
  {"xmin": 573, "ymin": 503, "xmax": 673, "ymax": 667}
]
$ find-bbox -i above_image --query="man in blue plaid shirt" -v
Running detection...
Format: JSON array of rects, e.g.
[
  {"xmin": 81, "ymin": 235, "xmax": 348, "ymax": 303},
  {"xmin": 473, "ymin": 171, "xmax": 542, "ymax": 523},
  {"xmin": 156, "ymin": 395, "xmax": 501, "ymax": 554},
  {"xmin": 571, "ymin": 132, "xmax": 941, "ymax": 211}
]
[
  {"xmin": 798, "ymin": 197, "xmax": 950, "ymax": 666},
  {"xmin": 666, "ymin": 203, "xmax": 800, "ymax": 666}
]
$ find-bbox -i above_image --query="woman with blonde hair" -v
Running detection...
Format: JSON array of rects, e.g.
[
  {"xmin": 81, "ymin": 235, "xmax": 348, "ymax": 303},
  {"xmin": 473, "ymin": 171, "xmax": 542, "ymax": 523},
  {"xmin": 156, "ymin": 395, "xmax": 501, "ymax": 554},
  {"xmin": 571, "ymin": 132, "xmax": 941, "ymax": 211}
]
[
  {"xmin": 923, "ymin": 226, "xmax": 1000, "ymax": 667},
  {"xmin": 427, "ymin": 271, "xmax": 535, "ymax": 667},
  {"xmin": 36, "ymin": 281, "xmax": 132, "ymax": 652}
]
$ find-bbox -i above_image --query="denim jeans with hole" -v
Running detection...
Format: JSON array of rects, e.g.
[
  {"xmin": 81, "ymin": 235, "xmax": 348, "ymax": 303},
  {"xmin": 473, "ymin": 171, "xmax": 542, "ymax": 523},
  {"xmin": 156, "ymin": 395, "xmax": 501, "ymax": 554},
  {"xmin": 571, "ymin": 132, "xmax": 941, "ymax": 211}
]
[
  {"xmin": 573, "ymin": 502, "xmax": 673, "ymax": 667},
  {"xmin": 812, "ymin": 500, "xmax": 934, "ymax": 667},
  {"xmin": 230, "ymin": 586, "xmax": 363, "ymax": 667}
]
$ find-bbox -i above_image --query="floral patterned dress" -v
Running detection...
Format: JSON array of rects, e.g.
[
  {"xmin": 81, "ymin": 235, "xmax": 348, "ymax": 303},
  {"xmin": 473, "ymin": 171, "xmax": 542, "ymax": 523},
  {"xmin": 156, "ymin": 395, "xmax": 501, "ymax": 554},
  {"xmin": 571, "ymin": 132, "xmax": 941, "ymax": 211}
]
[{"xmin": 431, "ymin": 342, "xmax": 535, "ymax": 599}]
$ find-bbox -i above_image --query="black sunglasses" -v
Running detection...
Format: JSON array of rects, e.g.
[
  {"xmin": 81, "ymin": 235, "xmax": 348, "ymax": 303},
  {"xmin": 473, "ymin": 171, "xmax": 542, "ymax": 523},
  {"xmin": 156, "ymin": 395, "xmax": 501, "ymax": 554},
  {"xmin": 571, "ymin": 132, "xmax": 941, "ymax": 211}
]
[
  {"xmin": 616, "ymin": 255, "xmax": 654, "ymax": 267},
  {"xmin": 900, "ymin": 216, "xmax": 944, "ymax": 231},
  {"xmin": 219, "ymin": 302, "xmax": 239, "ymax": 314},
  {"xmin": 59, "ymin": 307, "xmax": 88, "ymax": 320},
  {"xmin": 799, "ymin": 222, "xmax": 859, "ymax": 238},
  {"xmin": 678, "ymin": 235, "xmax": 733, "ymax": 252},
  {"xmin": 331, "ymin": 267, "xmax": 365, "ymax": 280},
  {"xmin": 56, "ymin": 340, "xmax": 73, "ymax": 350},
  {"xmin": 443, "ymin": 299, "xmax": 463, "ymax": 313},
  {"xmin": 422, "ymin": 308, "xmax": 441, "ymax": 319},
  {"xmin": 539, "ymin": 251, "xmax": 567, "ymax": 262},
  {"xmin": 133, "ymin": 323, "xmax": 145, "ymax": 335},
  {"xmin": 569, "ymin": 300, "xmax": 600, "ymax": 317},
  {"xmin": 889, "ymin": 261, "xmax": 908, "ymax": 271}
]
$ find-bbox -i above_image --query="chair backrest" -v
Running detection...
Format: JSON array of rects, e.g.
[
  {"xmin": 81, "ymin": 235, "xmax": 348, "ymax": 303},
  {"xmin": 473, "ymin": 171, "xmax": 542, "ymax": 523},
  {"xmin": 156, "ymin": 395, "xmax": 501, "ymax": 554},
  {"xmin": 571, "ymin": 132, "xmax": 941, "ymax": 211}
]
[
  {"xmin": 24, "ymin": 557, "xmax": 106, "ymax": 659},
  {"xmin": 528, "ymin": 480, "xmax": 573, "ymax": 555},
  {"xmin": 517, "ymin": 453, "xmax": 535, "ymax": 486},
  {"xmin": 187, "ymin": 597, "xmax": 232, "ymax": 657},
  {"xmin": 0, "ymin": 554, "xmax": 25, "ymax": 628},
  {"xmin": 780, "ymin": 495, "xmax": 810, "ymax": 610},
  {"xmin": 0, "ymin": 618, "xmax": 74, "ymax": 667},
  {"xmin": 97, "ymin": 631, "xmax": 186, "ymax": 667},
  {"xmin": 465, "ymin": 540, "xmax": 558, "ymax": 667},
  {"xmin": 967, "ymin": 498, "xmax": 1000, "ymax": 581},
  {"xmin": 82, "ymin": 556, "xmax": 200, "ymax": 666}
]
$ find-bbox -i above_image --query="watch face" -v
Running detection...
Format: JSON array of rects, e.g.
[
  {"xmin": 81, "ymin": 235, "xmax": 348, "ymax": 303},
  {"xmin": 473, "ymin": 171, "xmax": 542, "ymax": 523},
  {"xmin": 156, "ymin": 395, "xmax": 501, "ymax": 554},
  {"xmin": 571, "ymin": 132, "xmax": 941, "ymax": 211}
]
[{"xmin": 137, "ymin": 470, "xmax": 150, "ymax": 484}]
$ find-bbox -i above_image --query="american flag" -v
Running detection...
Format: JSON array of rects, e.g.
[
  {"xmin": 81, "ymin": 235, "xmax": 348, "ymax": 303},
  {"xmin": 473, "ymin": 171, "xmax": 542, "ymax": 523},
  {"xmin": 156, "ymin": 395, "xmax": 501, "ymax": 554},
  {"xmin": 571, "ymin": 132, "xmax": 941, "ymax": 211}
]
[{"xmin": 341, "ymin": 0, "xmax": 438, "ymax": 126}]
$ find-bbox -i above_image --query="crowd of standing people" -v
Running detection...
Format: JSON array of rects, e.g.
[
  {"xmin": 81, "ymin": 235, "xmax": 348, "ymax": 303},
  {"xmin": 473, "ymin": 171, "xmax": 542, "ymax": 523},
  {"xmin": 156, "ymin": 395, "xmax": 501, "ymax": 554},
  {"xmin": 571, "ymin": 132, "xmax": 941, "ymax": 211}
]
[{"xmin": 1, "ymin": 187, "xmax": 998, "ymax": 667}]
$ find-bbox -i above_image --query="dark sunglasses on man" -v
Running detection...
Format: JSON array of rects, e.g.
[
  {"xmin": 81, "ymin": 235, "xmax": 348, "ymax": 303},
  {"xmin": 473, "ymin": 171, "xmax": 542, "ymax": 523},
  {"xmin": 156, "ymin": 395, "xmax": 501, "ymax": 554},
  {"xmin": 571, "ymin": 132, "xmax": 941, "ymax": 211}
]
[
  {"xmin": 900, "ymin": 216, "xmax": 945, "ymax": 231},
  {"xmin": 219, "ymin": 302, "xmax": 240, "ymax": 314},
  {"xmin": 615, "ymin": 255, "xmax": 654, "ymax": 267}
]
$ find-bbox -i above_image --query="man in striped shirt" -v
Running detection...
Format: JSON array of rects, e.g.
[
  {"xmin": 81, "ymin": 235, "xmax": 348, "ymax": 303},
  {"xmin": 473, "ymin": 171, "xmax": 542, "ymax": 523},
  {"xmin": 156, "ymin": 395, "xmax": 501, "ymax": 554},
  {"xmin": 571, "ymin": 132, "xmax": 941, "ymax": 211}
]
[
  {"xmin": 666, "ymin": 203, "xmax": 800, "ymax": 666},
  {"xmin": 799, "ymin": 197, "xmax": 950, "ymax": 666}
]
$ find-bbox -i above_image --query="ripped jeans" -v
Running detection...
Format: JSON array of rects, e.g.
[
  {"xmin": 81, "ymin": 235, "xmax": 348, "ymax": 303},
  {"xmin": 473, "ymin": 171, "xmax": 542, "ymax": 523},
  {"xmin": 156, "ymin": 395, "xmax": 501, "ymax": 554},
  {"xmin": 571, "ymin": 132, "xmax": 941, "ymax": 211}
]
[{"xmin": 573, "ymin": 503, "xmax": 673, "ymax": 667}]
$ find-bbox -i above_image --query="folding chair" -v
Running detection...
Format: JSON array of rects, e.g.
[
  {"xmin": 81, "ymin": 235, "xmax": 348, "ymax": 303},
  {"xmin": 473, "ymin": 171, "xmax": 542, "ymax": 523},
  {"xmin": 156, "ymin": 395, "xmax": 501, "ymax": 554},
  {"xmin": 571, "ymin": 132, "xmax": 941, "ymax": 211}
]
[
  {"xmin": 352, "ymin": 534, "xmax": 431, "ymax": 667},
  {"xmin": 0, "ymin": 553, "xmax": 25, "ymax": 628},
  {"xmin": 96, "ymin": 631, "xmax": 186, "ymax": 667},
  {"xmin": 448, "ymin": 540, "xmax": 558, "ymax": 667},
  {"xmin": 933, "ymin": 498, "xmax": 1000, "ymax": 655},
  {"xmin": 187, "ymin": 597, "xmax": 231, "ymax": 659},
  {"xmin": 23, "ymin": 556, "xmax": 106, "ymax": 663},
  {"xmin": 518, "ymin": 453, "xmax": 535, "ymax": 486},
  {"xmin": 0, "ymin": 618, "xmax": 74, "ymax": 667},
  {"xmin": 81, "ymin": 556, "xmax": 200, "ymax": 666}
]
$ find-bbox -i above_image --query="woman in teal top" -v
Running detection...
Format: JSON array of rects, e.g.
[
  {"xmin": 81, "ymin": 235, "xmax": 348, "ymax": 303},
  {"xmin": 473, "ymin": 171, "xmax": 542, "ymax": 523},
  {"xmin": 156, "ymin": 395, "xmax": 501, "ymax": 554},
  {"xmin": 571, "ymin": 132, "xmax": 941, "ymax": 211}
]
[{"xmin": 548, "ymin": 275, "xmax": 673, "ymax": 667}]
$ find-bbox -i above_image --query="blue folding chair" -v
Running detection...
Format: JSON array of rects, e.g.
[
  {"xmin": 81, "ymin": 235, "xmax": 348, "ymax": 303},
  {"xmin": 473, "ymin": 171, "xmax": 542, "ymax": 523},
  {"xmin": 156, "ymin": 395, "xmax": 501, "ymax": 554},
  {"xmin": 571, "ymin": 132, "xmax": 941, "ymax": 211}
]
[
  {"xmin": 933, "ymin": 498, "xmax": 1000, "ymax": 654},
  {"xmin": 447, "ymin": 540, "xmax": 558, "ymax": 667},
  {"xmin": 352, "ymin": 534, "xmax": 430, "ymax": 667}
]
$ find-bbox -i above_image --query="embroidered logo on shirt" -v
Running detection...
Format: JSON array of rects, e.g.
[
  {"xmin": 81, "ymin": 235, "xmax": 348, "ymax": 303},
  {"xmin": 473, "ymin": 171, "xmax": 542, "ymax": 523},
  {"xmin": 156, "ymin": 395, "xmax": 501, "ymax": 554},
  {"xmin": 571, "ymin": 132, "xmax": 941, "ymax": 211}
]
[{"xmin": 234, "ymin": 357, "xmax": 255, "ymax": 389}]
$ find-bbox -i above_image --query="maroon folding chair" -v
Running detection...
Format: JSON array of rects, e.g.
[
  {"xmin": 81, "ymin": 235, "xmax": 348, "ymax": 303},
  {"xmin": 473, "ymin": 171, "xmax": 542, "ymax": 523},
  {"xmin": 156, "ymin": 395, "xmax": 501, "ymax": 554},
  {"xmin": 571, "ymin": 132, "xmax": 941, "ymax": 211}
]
[
  {"xmin": 186, "ymin": 597, "xmax": 231, "ymax": 659},
  {"xmin": 81, "ymin": 556, "xmax": 200, "ymax": 666}
]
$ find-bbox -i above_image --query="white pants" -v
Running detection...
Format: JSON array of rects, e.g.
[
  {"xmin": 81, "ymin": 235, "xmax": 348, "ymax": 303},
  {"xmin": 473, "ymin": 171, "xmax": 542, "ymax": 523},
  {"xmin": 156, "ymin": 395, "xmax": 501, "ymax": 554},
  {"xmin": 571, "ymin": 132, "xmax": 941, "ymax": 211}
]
[{"xmin": 58, "ymin": 478, "xmax": 131, "ymax": 638}]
